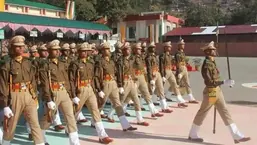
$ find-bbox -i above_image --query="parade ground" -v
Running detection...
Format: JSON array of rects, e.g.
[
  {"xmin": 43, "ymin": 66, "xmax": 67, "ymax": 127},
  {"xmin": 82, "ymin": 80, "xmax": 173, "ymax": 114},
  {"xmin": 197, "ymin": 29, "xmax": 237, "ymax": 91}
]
[{"xmin": 12, "ymin": 57, "xmax": 257, "ymax": 145}]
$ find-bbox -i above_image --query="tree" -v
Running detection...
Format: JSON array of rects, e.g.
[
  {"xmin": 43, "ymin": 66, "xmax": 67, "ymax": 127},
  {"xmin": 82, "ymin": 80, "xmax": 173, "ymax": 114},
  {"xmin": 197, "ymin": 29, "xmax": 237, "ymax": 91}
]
[
  {"xmin": 229, "ymin": 0, "xmax": 257, "ymax": 24},
  {"xmin": 184, "ymin": 2, "xmax": 225, "ymax": 27},
  {"xmin": 75, "ymin": 0, "xmax": 97, "ymax": 21},
  {"xmin": 96, "ymin": 0, "xmax": 131, "ymax": 24}
]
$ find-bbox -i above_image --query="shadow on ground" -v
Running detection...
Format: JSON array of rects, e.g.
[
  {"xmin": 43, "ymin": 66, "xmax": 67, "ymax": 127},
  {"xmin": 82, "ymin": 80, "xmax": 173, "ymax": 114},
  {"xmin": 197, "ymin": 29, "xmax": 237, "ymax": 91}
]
[
  {"xmin": 227, "ymin": 101, "xmax": 257, "ymax": 107},
  {"xmin": 78, "ymin": 126, "xmax": 224, "ymax": 145}
]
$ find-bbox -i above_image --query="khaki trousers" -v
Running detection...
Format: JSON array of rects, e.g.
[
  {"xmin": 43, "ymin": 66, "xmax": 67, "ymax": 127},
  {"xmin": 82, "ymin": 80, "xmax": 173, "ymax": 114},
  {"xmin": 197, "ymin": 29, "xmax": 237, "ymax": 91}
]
[
  {"xmin": 76, "ymin": 86, "xmax": 101, "ymax": 122},
  {"xmin": 4, "ymin": 91, "xmax": 43, "ymax": 144},
  {"xmin": 40, "ymin": 89, "xmax": 77, "ymax": 133},
  {"xmin": 122, "ymin": 80, "xmax": 141, "ymax": 111},
  {"xmin": 99, "ymin": 80, "xmax": 124, "ymax": 117},
  {"xmin": 152, "ymin": 72, "xmax": 165, "ymax": 99},
  {"xmin": 178, "ymin": 66, "xmax": 192, "ymax": 94},
  {"xmin": 193, "ymin": 87, "xmax": 233, "ymax": 126},
  {"xmin": 165, "ymin": 69, "xmax": 181, "ymax": 96},
  {"xmin": 124, "ymin": 74, "xmax": 152, "ymax": 105}
]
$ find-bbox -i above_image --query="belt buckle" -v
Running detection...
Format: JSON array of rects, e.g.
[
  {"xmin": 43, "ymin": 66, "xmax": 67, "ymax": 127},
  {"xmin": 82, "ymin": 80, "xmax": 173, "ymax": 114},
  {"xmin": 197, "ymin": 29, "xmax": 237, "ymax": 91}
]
[
  {"xmin": 59, "ymin": 83, "xmax": 64, "ymax": 89},
  {"xmin": 20, "ymin": 83, "xmax": 27, "ymax": 90}
]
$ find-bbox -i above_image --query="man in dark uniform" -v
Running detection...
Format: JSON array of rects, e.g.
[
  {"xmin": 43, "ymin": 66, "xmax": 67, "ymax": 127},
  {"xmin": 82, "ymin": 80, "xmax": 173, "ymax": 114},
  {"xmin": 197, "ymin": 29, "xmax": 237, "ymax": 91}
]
[
  {"xmin": 29, "ymin": 45, "xmax": 38, "ymax": 60},
  {"xmin": 95, "ymin": 42, "xmax": 137, "ymax": 131},
  {"xmin": 106, "ymin": 41, "xmax": 123, "ymax": 118},
  {"xmin": 69, "ymin": 42, "xmax": 113, "ymax": 144},
  {"xmin": 39, "ymin": 39, "xmax": 80, "ymax": 145},
  {"xmin": 145, "ymin": 42, "xmax": 173, "ymax": 113},
  {"xmin": 90, "ymin": 43, "xmax": 106, "ymax": 118},
  {"xmin": 123, "ymin": 42, "xmax": 163, "ymax": 118},
  {"xmin": 175, "ymin": 39, "xmax": 198, "ymax": 103},
  {"xmin": 188, "ymin": 41, "xmax": 250, "ymax": 143},
  {"xmin": 110, "ymin": 42, "xmax": 149, "ymax": 126},
  {"xmin": 159, "ymin": 41, "xmax": 188, "ymax": 108},
  {"xmin": 0, "ymin": 35, "xmax": 44, "ymax": 145},
  {"xmin": 69, "ymin": 43, "xmax": 77, "ymax": 60},
  {"xmin": 111, "ymin": 41, "xmax": 123, "ymax": 63},
  {"xmin": 59, "ymin": 43, "xmax": 73, "ymax": 64}
]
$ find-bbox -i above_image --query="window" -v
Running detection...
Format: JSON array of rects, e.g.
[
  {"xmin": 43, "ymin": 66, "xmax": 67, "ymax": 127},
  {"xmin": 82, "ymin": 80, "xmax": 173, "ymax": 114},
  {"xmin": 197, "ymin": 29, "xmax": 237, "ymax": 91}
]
[
  {"xmin": 56, "ymin": 11, "xmax": 60, "ymax": 16},
  {"xmin": 112, "ymin": 28, "xmax": 117, "ymax": 34},
  {"xmin": 128, "ymin": 27, "xmax": 136, "ymax": 39},
  {"xmin": 25, "ymin": 7, "xmax": 28, "ymax": 13},
  {"xmin": 166, "ymin": 26, "xmax": 171, "ymax": 32},
  {"xmin": 5, "ymin": 4, "xmax": 8, "ymax": 11}
]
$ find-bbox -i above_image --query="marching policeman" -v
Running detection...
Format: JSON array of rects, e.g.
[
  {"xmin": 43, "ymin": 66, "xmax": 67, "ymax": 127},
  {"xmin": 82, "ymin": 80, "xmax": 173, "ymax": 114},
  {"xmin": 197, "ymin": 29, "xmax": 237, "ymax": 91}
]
[
  {"xmin": 110, "ymin": 42, "xmax": 149, "ymax": 126},
  {"xmin": 0, "ymin": 35, "xmax": 44, "ymax": 145},
  {"xmin": 188, "ymin": 41, "xmax": 250, "ymax": 143},
  {"xmin": 159, "ymin": 42, "xmax": 188, "ymax": 107},
  {"xmin": 60, "ymin": 43, "xmax": 73, "ymax": 64},
  {"xmin": 39, "ymin": 40, "xmax": 80, "ymax": 145},
  {"xmin": 95, "ymin": 42, "xmax": 137, "ymax": 131},
  {"xmin": 141, "ymin": 42, "xmax": 147, "ymax": 60},
  {"xmin": 123, "ymin": 42, "xmax": 164, "ymax": 118},
  {"xmin": 69, "ymin": 43, "xmax": 77, "ymax": 60},
  {"xmin": 111, "ymin": 41, "xmax": 123, "ymax": 63},
  {"xmin": 29, "ymin": 45, "xmax": 38, "ymax": 60},
  {"xmin": 60, "ymin": 43, "xmax": 87, "ymax": 123},
  {"xmin": 69, "ymin": 42, "xmax": 113, "ymax": 144},
  {"xmin": 175, "ymin": 39, "xmax": 198, "ymax": 103},
  {"xmin": 145, "ymin": 42, "xmax": 173, "ymax": 113},
  {"xmin": 26, "ymin": 44, "xmax": 40, "ymax": 140},
  {"xmin": 106, "ymin": 41, "xmax": 123, "ymax": 119}
]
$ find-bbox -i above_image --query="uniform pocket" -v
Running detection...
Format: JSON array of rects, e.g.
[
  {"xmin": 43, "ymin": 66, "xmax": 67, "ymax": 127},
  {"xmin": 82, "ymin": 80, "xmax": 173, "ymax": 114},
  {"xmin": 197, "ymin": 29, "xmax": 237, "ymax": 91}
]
[{"xmin": 207, "ymin": 88, "xmax": 217, "ymax": 104}]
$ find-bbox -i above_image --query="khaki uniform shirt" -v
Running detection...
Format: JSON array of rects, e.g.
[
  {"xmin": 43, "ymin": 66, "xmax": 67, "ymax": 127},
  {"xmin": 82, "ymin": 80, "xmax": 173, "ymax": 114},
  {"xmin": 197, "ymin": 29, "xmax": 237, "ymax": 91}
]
[
  {"xmin": 95, "ymin": 57, "xmax": 118, "ymax": 91},
  {"xmin": 175, "ymin": 50, "xmax": 186, "ymax": 74},
  {"xmin": 116, "ymin": 56, "xmax": 136, "ymax": 87},
  {"xmin": 0, "ymin": 57, "xmax": 36, "ymax": 107},
  {"xmin": 131, "ymin": 54, "xmax": 145, "ymax": 73},
  {"xmin": 69, "ymin": 58, "xmax": 98, "ymax": 97},
  {"xmin": 39, "ymin": 58, "xmax": 71, "ymax": 102},
  {"xmin": 201, "ymin": 57, "xmax": 223, "ymax": 87},
  {"xmin": 159, "ymin": 52, "xmax": 174, "ymax": 77},
  {"xmin": 145, "ymin": 53, "xmax": 159, "ymax": 82}
]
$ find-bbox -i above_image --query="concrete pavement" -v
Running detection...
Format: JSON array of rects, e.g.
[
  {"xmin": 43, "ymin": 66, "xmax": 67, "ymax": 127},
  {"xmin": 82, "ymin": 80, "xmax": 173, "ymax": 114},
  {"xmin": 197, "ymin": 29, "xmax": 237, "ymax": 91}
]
[
  {"xmin": 11, "ymin": 57, "xmax": 257, "ymax": 145},
  {"xmin": 12, "ymin": 100, "xmax": 256, "ymax": 145}
]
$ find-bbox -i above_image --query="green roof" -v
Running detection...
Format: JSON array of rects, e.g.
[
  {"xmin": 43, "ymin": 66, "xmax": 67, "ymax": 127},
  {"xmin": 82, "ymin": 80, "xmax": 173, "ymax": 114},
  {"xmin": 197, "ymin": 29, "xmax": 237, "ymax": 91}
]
[
  {"xmin": 0, "ymin": 12, "xmax": 110, "ymax": 32},
  {"xmin": 5, "ymin": 0, "xmax": 65, "ymax": 11}
]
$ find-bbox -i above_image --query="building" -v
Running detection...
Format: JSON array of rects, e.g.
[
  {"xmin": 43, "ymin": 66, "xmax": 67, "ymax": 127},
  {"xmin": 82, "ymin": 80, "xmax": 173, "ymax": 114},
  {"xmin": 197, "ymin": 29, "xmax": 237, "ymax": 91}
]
[
  {"xmin": 0, "ymin": 0, "xmax": 110, "ymax": 42},
  {"xmin": 112, "ymin": 11, "xmax": 184, "ymax": 43},
  {"xmin": 164, "ymin": 24, "xmax": 257, "ymax": 57},
  {"xmin": 2, "ymin": 0, "xmax": 66, "ymax": 18}
]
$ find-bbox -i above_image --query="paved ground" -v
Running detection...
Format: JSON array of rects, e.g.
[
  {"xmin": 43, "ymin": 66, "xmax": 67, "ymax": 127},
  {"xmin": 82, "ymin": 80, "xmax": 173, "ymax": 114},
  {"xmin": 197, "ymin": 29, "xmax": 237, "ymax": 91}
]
[{"xmin": 10, "ymin": 57, "xmax": 257, "ymax": 145}]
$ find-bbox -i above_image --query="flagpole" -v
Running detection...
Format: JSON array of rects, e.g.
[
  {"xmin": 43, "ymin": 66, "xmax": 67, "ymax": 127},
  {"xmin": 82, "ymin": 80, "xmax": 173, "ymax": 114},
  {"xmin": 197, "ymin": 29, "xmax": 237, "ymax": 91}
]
[{"xmin": 213, "ymin": 21, "xmax": 218, "ymax": 135}]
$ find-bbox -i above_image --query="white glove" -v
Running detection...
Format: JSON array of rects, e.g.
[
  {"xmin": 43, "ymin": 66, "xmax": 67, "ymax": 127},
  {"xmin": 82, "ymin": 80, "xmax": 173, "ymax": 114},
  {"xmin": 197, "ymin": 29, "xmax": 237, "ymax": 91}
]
[
  {"xmin": 223, "ymin": 79, "xmax": 235, "ymax": 86},
  {"xmin": 72, "ymin": 97, "xmax": 80, "ymax": 105},
  {"xmin": 162, "ymin": 77, "xmax": 167, "ymax": 83},
  {"xmin": 4, "ymin": 107, "xmax": 14, "ymax": 118},
  {"xmin": 98, "ymin": 91, "xmax": 105, "ymax": 98},
  {"xmin": 119, "ymin": 87, "xmax": 125, "ymax": 94},
  {"xmin": 178, "ymin": 74, "xmax": 182, "ymax": 79},
  {"xmin": 150, "ymin": 80, "xmax": 155, "ymax": 85},
  {"xmin": 47, "ymin": 101, "xmax": 56, "ymax": 110}
]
